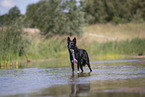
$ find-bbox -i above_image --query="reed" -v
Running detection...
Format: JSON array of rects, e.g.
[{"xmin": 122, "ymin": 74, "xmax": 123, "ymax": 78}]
[{"xmin": 0, "ymin": 19, "xmax": 30, "ymax": 67}]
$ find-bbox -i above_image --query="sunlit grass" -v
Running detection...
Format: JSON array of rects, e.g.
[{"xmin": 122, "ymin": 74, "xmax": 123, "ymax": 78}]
[{"xmin": 83, "ymin": 23, "xmax": 145, "ymax": 42}]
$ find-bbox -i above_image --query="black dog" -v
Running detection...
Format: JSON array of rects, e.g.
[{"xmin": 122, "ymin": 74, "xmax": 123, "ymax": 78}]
[{"xmin": 67, "ymin": 37, "xmax": 92, "ymax": 73}]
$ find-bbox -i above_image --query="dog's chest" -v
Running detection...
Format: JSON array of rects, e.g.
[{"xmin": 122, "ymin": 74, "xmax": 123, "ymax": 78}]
[{"xmin": 70, "ymin": 49, "xmax": 78, "ymax": 63}]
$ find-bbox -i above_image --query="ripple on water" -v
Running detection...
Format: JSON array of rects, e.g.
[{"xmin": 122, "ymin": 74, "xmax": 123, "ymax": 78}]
[{"xmin": 0, "ymin": 59, "xmax": 145, "ymax": 96}]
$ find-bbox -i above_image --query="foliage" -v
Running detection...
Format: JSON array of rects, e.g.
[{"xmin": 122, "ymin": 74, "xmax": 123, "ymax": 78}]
[
  {"xmin": 0, "ymin": 6, "xmax": 22, "ymax": 25},
  {"xmin": 26, "ymin": 0, "xmax": 85, "ymax": 36},
  {"xmin": 80, "ymin": 0, "xmax": 145, "ymax": 24}
]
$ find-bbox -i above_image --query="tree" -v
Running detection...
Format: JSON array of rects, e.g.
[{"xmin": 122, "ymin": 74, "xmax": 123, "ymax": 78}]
[
  {"xmin": 0, "ymin": 6, "xmax": 21, "ymax": 25},
  {"xmin": 8, "ymin": 6, "xmax": 21, "ymax": 24},
  {"xmin": 80, "ymin": 0, "xmax": 108, "ymax": 24},
  {"xmin": 8, "ymin": 6, "xmax": 20, "ymax": 19},
  {"xmin": 80, "ymin": 0, "xmax": 145, "ymax": 24},
  {"xmin": 26, "ymin": 0, "xmax": 85, "ymax": 36}
]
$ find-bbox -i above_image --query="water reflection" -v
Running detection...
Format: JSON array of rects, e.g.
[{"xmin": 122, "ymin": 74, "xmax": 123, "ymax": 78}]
[
  {"xmin": 70, "ymin": 73, "xmax": 91, "ymax": 97},
  {"xmin": 28, "ymin": 72, "xmax": 91, "ymax": 97},
  {"xmin": 0, "ymin": 64, "xmax": 18, "ymax": 69}
]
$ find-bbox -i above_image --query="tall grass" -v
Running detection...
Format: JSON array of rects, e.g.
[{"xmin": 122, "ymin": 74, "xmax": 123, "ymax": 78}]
[
  {"xmin": 24, "ymin": 36, "xmax": 145, "ymax": 61},
  {"xmin": 25, "ymin": 36, "xmax": 67, "ymax": 60},
  {"xmin": 0, "ymin": 19, "xmax": 30, "ymax": 67},
  {"xmin": 85, "ymin": 38, "xmax": 145, "ymax": 60}
]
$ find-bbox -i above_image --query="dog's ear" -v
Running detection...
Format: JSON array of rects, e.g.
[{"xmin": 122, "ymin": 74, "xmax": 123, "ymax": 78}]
[
  {"xmin": 67, "ymin": 37, "xmax": 71, "ymax": 42},
  {"xmin": 73, "ymin": 37, "xmax": 76, "ymax": 44}
]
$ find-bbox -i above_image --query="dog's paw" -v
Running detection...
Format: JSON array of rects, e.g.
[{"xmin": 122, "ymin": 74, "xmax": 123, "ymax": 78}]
[{"xmin": 90, "ymin": 69, "xmax": 92, "ymax": 72}]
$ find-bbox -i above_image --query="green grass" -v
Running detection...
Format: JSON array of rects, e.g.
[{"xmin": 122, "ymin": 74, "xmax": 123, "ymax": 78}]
[
  {"xmin": 0, "ymin": 20, "xmax": 30, "ymax": 66},
  {"xmin": 22, "ymin": 37, "xmax": 145, "ymax": 62},
  {"xmin": 1, "ymin": 23, "xmax": 145, "ymax": 67},
  {"xmin": 22, "ymin": 36, "xmax": 68, "ymax": 60},
  {"xmin": 0, "ymin": 26, "xmax": 20, "ymax": 66},
  {"xmin": 83, "ymin": 23, "xmax": 145, "ymax": 42},
  {"xmin": 86, "ymin": 38, "xmax": 145, "ymax": 60},
  {"xmin": 20, "ymin": 23, "xmax": 145, "ymax": 62}
]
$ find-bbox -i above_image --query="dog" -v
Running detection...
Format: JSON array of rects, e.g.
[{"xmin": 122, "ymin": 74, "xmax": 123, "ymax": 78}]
[{"xmin": 67, "ymin": 37, "xmax": 92, "ymax": 73}]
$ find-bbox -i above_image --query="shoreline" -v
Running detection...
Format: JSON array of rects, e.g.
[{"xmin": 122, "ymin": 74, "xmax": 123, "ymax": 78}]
[{"xmin": 19, "ymin": 55, "xmax": 145, "ymax": 64}]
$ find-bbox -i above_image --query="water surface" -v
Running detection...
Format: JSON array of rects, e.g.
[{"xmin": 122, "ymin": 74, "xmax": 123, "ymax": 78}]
[{"xmin": 0, "ymin": 59, "xmax": 145, "ymax": 97}]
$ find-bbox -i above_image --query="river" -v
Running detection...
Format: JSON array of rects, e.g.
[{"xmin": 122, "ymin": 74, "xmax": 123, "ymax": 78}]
[{"xmin": 0, "ymin": 59, "xmax": 145, "ymax": 97}]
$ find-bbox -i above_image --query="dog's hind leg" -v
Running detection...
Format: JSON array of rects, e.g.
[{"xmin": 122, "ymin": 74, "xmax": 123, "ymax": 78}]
[
  {"xmin": 87, "ymin": 62, "xmax": 92, "ymax": 72},
  {"xmin": 80, "ymin": 64, "xmax": 84, "ymax": 72},
  {"xmin": 84, "ymin": 52, "xmax": 92, "ymax": 72}
]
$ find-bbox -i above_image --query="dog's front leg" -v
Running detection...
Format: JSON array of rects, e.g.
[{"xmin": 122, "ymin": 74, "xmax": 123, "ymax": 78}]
[
  {"xmin": 77, "ymin": 63, "xmax": 79, "ymax": 73},
  {"xmin": 77, "ymin": 61, "xmax": 81, "ymax": 73},
  {"xmin": 70, "ymin": 53, "xmax": 75, "ymax": 73},
  {"xmin": 71, "ymin": 62, "xmax": 74, "ymax": 73}
]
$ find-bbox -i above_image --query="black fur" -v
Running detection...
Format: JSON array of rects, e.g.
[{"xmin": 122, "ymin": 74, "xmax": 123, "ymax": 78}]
[{"xmin": 67, "ymin": 37, "xmax": 92, "ymax": 73}]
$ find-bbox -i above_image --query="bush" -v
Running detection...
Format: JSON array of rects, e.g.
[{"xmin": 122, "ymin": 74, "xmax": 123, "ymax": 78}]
[{"xmin": 112, "ymin": 17, "xmax": 126, "ymax": 24}]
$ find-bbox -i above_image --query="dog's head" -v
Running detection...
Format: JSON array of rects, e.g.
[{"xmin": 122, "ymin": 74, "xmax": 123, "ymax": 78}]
[{"xmin": 67, "ymin": 37, "xmax": 76, "ymax": 49}]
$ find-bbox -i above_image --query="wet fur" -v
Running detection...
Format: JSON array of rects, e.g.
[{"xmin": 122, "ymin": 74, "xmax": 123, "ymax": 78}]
[{"xmin": 67, "ymin": 37, "xmax": 92, "ymax": 73}]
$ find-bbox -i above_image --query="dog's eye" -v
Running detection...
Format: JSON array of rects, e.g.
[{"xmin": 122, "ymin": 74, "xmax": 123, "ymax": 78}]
[{"xmin": 70, "ymin": 42, "xmax": 73, "ymax": 45}]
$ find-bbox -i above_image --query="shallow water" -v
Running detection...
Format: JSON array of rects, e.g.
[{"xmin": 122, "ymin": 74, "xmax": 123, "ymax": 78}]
[{"xmin": 0, "ymin": 59, "xmax": 145, "ymax": 97}]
